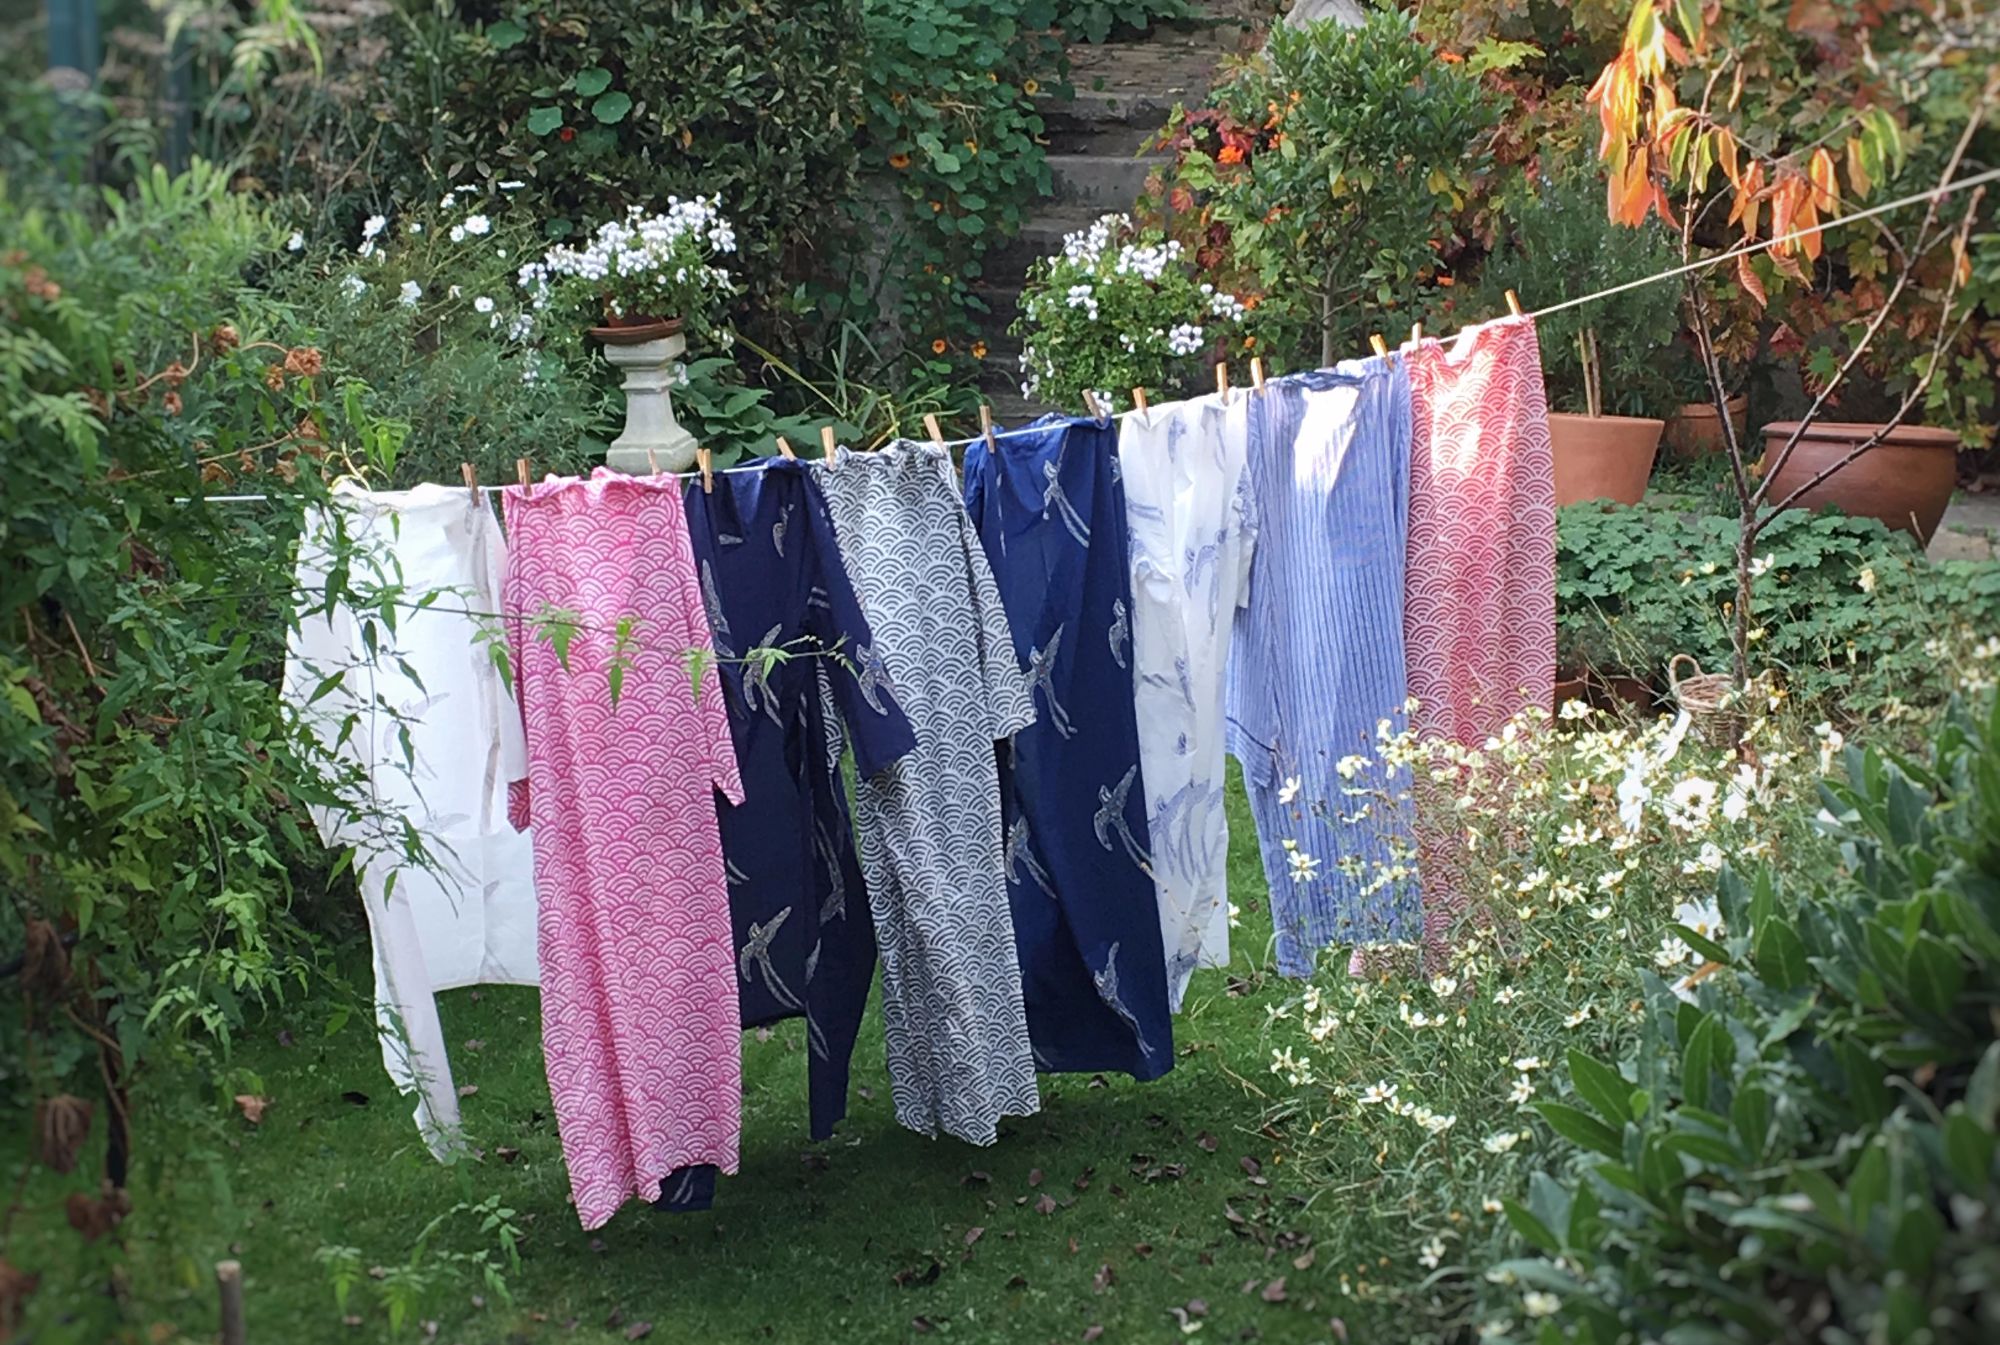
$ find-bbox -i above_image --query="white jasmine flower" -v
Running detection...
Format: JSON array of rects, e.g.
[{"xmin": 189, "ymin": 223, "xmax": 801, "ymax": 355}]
[
  {"xmin": 1358, "ymin": 1081, "xmax": 1399, "ymax": 1107},
  {"xmin": 1482, "ymin": 1131, "xmax": 1522, "ymax": 1155},
  {"xmin": 464, "ymin": 213, "xmax": 492, "ymax": 236},
  {"xmin": 1858, "ymin": 566, "xmax": 1877, "ymax": 593},
  {"xmin": 1664, "ymin": 776, "xmax": 1718, "ymax": 831},
  {"xmin": 1563, "ymin": 1005, "xmax": 1591, "ymax": 1028},
  {"xmin": 1507, "ymin": 1075, "xmax": 1536, "ymax": 1104},
  {"xmin": 1481, "ymin": 1198, "xmax": 1504, "ymax": 1215},
  {"xmin": 499, "ymin": 179, "xmax": 526, "ymax": 190},
  {"xmin": 1748, "ymin": 554, "xmax": 1774, "ymax": 578},
  {"xmin": 398, "ymin": 280, "xmax": 422, "ymax": 306},
  {"xmin": 1511, "ymin": 1056, "xmax": 1545, "ymax": 1072},
  {"xmin": 1522, "ymin": 1291, "xmax": 1561, "ymax": 1319},
  {"xmin": 1418, "ymin": 1236, "xmax": 1446, "ymax": 1269},
  {"xmin": 1673, "ymin": 897, "xmax": 1724, "ymax": 944},
  {"xmin": 1278, "ymin": 775, "xmax": 1302, "ymax": 805},
  {"xmin": 1587, "ymin": 903, "xmax": 1612, "ymax": 921},
  {"xmin": 1681, "ymin": 842, "xmax": 1724, "ymax": 874},
  {"xmin": 474, "ymin": 295, "xmax": 495, "ymax": 314},
  {"xmin": 1287, "ymin": 848, "xmax": 1321, "ymax": 883},
  {"xmin": 1493, "ymin": 986, "xmax": 1518, "ymax": 1006},
  {"xmin": 340, "ymin": 273, "xmax": 368, "ymax": 297},
  {"xmin": 449, "ymin": 224, "xmax": 467, "ymax": 243},
  {"xmin": 1429, "ymin": 974, "xmax": 1458, "ymax": 999},
  {"xmin": 286, "ymin": 230, "xmax": 306, "ymax": 251},
  {"xmin": 1654, "ymin": 935, "xmax": 1692, "ymax": 969},
  {"xmin": 361, "ymin": 213, "xmax": 387, "ymax": 240}
]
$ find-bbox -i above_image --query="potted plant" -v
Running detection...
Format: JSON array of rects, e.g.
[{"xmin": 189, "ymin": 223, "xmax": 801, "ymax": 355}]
[
  {"xmin": 1660, "ymin": 338, "xmax": 1748, "ymax": 457},
  {"xmin": 1478, "ymin": 167, "xmax": 1682, "ymax": 507},
  {"xmin": 1757, "ymin": 420, "xmax": 1962, "ymax": 544},
  {"xmin": 517, "ymin": 199, "xmax": 738, "ymax": 472}
]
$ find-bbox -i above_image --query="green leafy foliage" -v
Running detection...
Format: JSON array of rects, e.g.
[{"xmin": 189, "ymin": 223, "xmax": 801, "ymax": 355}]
[
  {"xmin": 846, "ymin": 0, "xmax": 1064, "ymax": 361},
  {"xmin": 1475, "ymin": 688, "xmax": 2000, "ymax": 1343},
  {"xmin": 1557, "ymin": 500, "xmax": 2000, "ymax": 712},
  {"xmin": 1195, "ymin": 10, "xmax": 1499, "ymax": 362},
  {"xmin": 1053, "ymin": 0, "xmax": 1195, "ymax": 45}
]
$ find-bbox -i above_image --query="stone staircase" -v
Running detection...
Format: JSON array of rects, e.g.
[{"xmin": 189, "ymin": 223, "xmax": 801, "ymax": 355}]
[{"xmin": 975, "ymin": 21, "xmax": 1248, "ymax": 422}]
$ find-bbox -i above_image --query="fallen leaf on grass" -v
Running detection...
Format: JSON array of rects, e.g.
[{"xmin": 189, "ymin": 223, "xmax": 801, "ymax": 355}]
[
  {"xmin": 754, "ymin": 1027, "xmax": 773, "ymax": 1042},
  {"xmin": 960, "ymin": 1170, "xmax": 990, "ymax": 1186},
  {"xmin": 463, "ymin": 1038, "xmax": 485, "ymax": 1053},
  {"xmin": 858, "ymin": 1085, "xmax": 874, "ymax": 1101},
  {"xmin": 964, "ymin": 1226, "xmax": 985, "ymax": 1249},
  {"xmin": 1034, "ymin": 1194, "xmax": 1057, "ymax": 1216},
  {"xmin": 457, "ymin": 1085, "xmax": 479, "ymax": 1099},
  {"xmin": 587, "ymin": 1238, "xmax": 606, "ymax": 1254},
  {"xmin": 1197, "ymin": 1131, "xmax": 1218, "ymax": 1152},
  {"xmin": 1082, "ymin": 1327, "xmax": 1104, "ymax": 1342},
  {"xmin": 1073, "ymin": 1168, "xmax": 1094, "ymax": 1192},
  {"xmin": 892, "ymin": 1257, "xmax": 942, "ymax": 1289},
  {"xmin": 1005, "ymin": 1275, "xmax": 1028, "ymax": 1290},
  {"xmin": 912, "ymin": 1317, "xmax": 937, "ymax": 1334},
  {"xmin": 1261, "ymin": 1277, "xmax": 1288, "ymax": 1303},
  {"xmin": 1168, "ymin": 1304, "xmax": 1205, "ymax": 1334},
  {"xmin": 233, "ymin": 1095, "xmax": 269, "ymax": 1125},
  {"xmin": 624, "ymin": 1323, "xmax": 653, "ymax": 1340},
  {"xmin": 1133, "ymin": 1242, "xmax": 1154, "ymax": 1258},
  {"xmin": 1292, "ymin": 1249, "xmax": 1316, "ymax": 1271},
  {"xmin": 1028, "ymin": 1168, "xmax": 1044, "ymax": 1187},
  {"xmin": 1092, "ymin": 1263, "xmax": 1115, "ymax": 1293},
  {"xmin": 1239, "ymin": 1156, "xmax": 1262, "ymax": 1178},
  {"xmin": 1066, "ymin": 1237, "xmax": 1079, "ymax": 1255},
  {"xmin": 496, "ymin": 1147, "xmax": 521, "ymax": 1164}
]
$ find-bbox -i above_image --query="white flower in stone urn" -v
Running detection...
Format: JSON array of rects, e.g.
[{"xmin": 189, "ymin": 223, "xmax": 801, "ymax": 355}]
[{"xmin": 517, "ymin": 198, "xmax": 737, "ymax": 472}]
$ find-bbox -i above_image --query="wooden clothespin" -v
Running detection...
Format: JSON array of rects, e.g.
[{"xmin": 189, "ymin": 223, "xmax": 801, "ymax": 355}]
[
  {"xmin": 1249, "ymin": 358, "xmax": 1267, "ymax": 394},
  {"xmin": 1409, "ymin": 322, "xmax": 1424, "ymax": 344},
  {"xmin": 923, "ymin": 412, "xmax": 945, "ymax": 447},
  {"xmin": 1215, "ymin": 361, "xmax": 1231, "ymax": 404},
  {"xmin": 515, "ymin": 457, "xmax": 531, "ymax": 487},
  {"xmin": 1132, "ymin": 387, "xmax": 1149, "ymax": 413},
  {"xmin": 1369, "ymin": 334, "xmax": 1389, "ymax": 358},
  {"xmin": 1505, "ymin": 289, "xmax": 1524, "ymax": 317},
  {"xmin": 775, "ymin": 436, "xmax": 797, "ymax": 460},
  {"xmin": 820, "ymin": 425, "xmax": 838, "ymax": 460},
  {"xmin": 1081, "ymin": 389, "xmax": 1102, "ymax": 420},
  {"xmin": 461, "ymin": 462, "xmax": 479, "ymax": 504},
  {"xmin": 696, "ymin": 446, "xmax": 713, "ymax": 494},
  {"xmin": 646, "ymin": 447, "xmax": 661, "ymax": 477},
  {"xmin": 979, "ymin": 404, "xmax": 998, "ymax": 452}
]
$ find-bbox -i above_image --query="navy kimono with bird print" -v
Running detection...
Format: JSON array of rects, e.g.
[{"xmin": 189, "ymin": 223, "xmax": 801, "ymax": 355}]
[
  {"xmin": 963, "ymin": 415, "xmax": 1173, "ymax": 1081},
  {"xmin": 658, "ymin": 458, "xmax": 916, "ymax": 1212}
]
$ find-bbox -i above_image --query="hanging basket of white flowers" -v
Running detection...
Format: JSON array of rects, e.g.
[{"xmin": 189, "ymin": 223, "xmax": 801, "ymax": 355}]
[{"xmin": 516, "ymin": 198, "xmax": 738, "ymax": 344}]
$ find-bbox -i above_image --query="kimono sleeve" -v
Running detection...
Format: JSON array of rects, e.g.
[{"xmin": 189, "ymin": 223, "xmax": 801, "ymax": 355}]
[
  {"xmin": 803, "ymin": 483, "xmax": 917, "ymax": 780},
  {"xmin": 956, "ymin": 495, "xmax": 1037, "ymax": 743},
  {"xmin": 678, "ymin": 553, "xmax": 745, "ymax": 807}
]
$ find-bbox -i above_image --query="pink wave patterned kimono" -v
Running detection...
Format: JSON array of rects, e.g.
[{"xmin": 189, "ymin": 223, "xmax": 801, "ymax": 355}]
[
  {"xmin": 1403, "ymin": 317, "xmax": 1557, "ymax": 962},
  {"xmin": 501, "ymin": 470, "xmax": 744, "ymax": 1230}
]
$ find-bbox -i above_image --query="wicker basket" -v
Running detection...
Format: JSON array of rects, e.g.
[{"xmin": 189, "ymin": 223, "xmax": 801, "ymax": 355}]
[{"xmin": 1668, "ymin": 654, "xmax": 1743, "ymax": 750}]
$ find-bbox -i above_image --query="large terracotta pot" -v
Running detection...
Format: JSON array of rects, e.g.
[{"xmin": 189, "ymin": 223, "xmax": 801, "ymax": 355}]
[
  {"xmin": 1664, "ymin": 395, "xmax": 1748, "ymax": 457},
  {"xmin": 1760, "ymin": 420, "xmax": 1960, "ymax": 543},
  {"xmin": 1550, "ymin": 413, "xmax": 1665, "ymax": 507}
]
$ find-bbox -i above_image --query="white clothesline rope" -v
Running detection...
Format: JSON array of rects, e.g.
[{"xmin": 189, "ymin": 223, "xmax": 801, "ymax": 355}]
[{"xmin": 179, "ymin": 165, "xmax": 2000, "ymax": 502}]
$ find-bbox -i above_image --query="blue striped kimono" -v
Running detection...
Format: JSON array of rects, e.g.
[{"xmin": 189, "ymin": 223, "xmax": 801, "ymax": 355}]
[
  {"xmin": 1226, "ymin": 359, "xmax": 1417, "ymax": 975},
  {"xmin": 963, "ymin": 415, "xmax": 1173, "ymax": 1080}
]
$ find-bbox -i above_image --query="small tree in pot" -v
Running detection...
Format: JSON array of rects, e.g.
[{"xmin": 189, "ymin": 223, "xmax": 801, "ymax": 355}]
[{"xmin": 1588, "ymin": 0, "xmax": 1998, "ymax": 696}]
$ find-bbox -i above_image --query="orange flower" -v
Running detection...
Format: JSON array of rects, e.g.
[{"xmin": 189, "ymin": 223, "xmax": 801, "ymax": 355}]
[
  {"xmin": 1242, "ymin": 335, "xmax": 1257, "ymax": 350},
  {"xmin": 1218, "ymin": 144, "xmax": 1245, "ymax": 166},
  {"xmin": 1023, "ymin": 79, "xmax": 1040, "ymax": 96},
  {"xmin": 972, "ymin": 341, "xmax": 989, "ymax": 359},
  {"xmin": 931, "ymin": 338, "xmax": 948, "ymax": 355},
  {"xmin": 930, "ymin": 200, "xmax": 944, "ymax": 212},
  {"xmin": 963, "ymin": 140, "xmax": 978, "ymax": 154},
  {"xmin": 1439, "ymin": 51, "xmax": 1464, "ymax": 63},
  {"xmin": 1244, "ymin": 295, "xmax": 1263, "ymax": 311},
  {"xmin": 1437, "ymin": 274, "xmax": 1455, "ymax": 287},
  {"xmin": 889, "ymin": 152, "xmax": 912, "ymax": 170}
]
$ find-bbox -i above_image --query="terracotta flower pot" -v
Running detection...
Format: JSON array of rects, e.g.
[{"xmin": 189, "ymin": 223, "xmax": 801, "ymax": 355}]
[
  {"xmin": 1663, "ymin": 395, "xmax": 1748, "ymax": 457},
  {"xmin": 590, "ymin": 315, "xmax": 685, "ymax": 346},
  {"xmin": 1760, "ymin": 420, "xmax": 1960, "ymax": 544},
  {"xmin": 1550, "ymin": 413, "xmax": 1665, "ymax": 507},
  {"xmin": 1591, "ymin": 674, "xmax": 1657, "ymax": 715}
]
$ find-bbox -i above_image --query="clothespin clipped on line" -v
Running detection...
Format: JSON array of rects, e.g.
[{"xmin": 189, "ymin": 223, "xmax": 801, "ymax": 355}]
[
  {"xmin": 1410, "ymin": 322, "xmax": 1424, "ymax": 344},
  {"xmin": 461, "ymin": 462, "xmax": 479, "ymax": 504},
  {"xmin": 696, "ymin": 446, "xmax": 714, "ymax": 493},
  {"xmin": 979, "ymin": 404, "xmax": 998, "ymax": 452},
  {"xmin": 1215, "ymin": 362, "xmax": 1230, "ymax": 405},
  {"xmin": 1132, "ymin": 386, "xmax": 1149, "ymax": 413},
  {"xmin": 775, "ymin": 436, "xmax": 797, "ymax": 460},
  {"xmin": 1506, "ymin": 289, "xmax": 1525, "ymax": 317},
  {"xmin": 1369, "ymin": 334, "xmax": 1389, "ymax": 358},
  {"xmin": 923, "ymin": 413, "xmax": 945, "ymax": 447},
  {"xmin": 1081, "ymin": 389, "xmax": 1103, "ymax": 420},
  {"xmin": 820, "ymin": 425, "xmax": 838, "ymax": 460},
  {"xmin": 1250, "ymin": 358, "xmax": 1266, "ymax": 394},
  {"xmin": 647, "ymin": 447, "xmax": 661, "ymax": 477},
  {"xmin": 516, "ymin": 457, "xmax": 531, "ymax": 487}
]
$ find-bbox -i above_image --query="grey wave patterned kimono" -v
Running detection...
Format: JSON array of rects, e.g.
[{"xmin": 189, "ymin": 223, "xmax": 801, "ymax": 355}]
[{"xmin": 812, "ymin": 442, "xmax": 1042, "ymax": 1144}]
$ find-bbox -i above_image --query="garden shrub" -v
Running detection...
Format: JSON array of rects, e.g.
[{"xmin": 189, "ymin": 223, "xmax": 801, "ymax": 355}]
[
  {"xmin": 1150, "ymin": 9, "xmax": 1498, "ymax": 367},
  {"xmin": 1053, "ymin": 0, "xmax": 1196, "ymax": 45},
  {"xmin": 1473, "ymin": 686, "xmax": 2000, "ymax": 1343},
  {"xmin": 1557, "ymin": 500, "xmax": 2000, "ymax": 715},
  {"xmin": 848, "ymin": 0, "xmax": 1064, "ymax": 362},
  {"xmin": 379, "ymin": 0, "xmax": 866, "ymax": 347}
]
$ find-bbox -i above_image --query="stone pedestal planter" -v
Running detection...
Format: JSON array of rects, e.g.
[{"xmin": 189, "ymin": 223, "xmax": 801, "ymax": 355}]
[{"xmin": 601, "ymin": 332, "xmax": 699, "ymax": 474}]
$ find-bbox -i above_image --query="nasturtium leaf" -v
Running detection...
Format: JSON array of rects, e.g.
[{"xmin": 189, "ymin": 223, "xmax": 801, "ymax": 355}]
[
  {"xmin": 527, "ymin": 106, "xmax": 564, "ymax": 136},
  {"xmin": 573, "ymin": 67, "xmax": 612, "ymax": 97},
  {"xmin": 486, "ymin": 19, "xmax": 527, "ymax": 49},
  {"xmin": 592, "ymin": 91, "xmax": 634, "ymax": 125}
]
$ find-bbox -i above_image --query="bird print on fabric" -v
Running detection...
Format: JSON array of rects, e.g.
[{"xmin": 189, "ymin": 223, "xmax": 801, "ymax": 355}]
[
  {"xmin": 1004, "ymin": 815, "xmax": 1060, "ymax": 900},
  {"xmin": 1093, "ymin": 765, "xmax": 1151, "ymax": 871},
  {"xmin": 1108, "ymin": 598, "xmax": 1129, "ymax": 671},
  {"xmin": 1028, "ymin": 626, "xmax": 1075, "ymax": 739}
]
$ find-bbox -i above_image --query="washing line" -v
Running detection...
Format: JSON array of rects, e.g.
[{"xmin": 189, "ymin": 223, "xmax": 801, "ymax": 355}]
[{"xmin": 170, "ymin": 163, "xmax": 2000, "ymax": 499}]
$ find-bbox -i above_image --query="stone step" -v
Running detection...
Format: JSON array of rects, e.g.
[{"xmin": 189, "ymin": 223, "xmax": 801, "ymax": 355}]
[
  {"xmin": 1048, "ymin": 152, "xmax": 1163, "ymax": 208},
  {"xmin": 984, "ymin": 204, "xmax": 1116, "ymax": 280},
  {"xmin": 1039, "ymin": 88, "xmax": 1181, "ymax": 157}
]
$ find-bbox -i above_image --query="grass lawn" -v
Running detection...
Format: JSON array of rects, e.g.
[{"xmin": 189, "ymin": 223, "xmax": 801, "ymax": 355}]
[{"xmin": 11, "ymin": 770, "xmax": 1409, "ymax": 1345}]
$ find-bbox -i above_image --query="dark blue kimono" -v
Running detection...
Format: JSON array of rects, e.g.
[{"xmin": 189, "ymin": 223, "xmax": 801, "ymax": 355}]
[
  {"xmin": 963, "ymin": 415, "xmax": 1173, "ymax": 1081},
  {"xmin": 658, "ymin": 458, "xmax": 917, "ymax": 1213}
]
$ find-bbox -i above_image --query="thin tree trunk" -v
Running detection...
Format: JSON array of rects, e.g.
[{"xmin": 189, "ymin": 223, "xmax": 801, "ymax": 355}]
[{"xmin": 1320, "ymin": 275, "xmax": 1337, "ymax": 369}]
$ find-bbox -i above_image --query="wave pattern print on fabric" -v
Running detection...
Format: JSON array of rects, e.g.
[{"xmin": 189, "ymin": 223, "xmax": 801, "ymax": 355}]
[
  {"xmin": 679, "ymin": 459, "xmax": 915, "ymax": 1151},
  {"xmin": 1117, "ymin": 394, "xmax": 1258, "ymax": 1011},
  {"xmin": 1403, "ymin": 317, "xmax": 1558, "ymax": 965},
  {"xmin": 811, "ymin": 443, "xmax": 1042, "ymax": 1146},
  {"xmin": 282, "ymin": 484, "xmax": 540, "ymax": 1162},
  {"xmin": 1225, "ymin": 360, "xmax": 1418, "ymax": 977},
  {"xmin": 963, "ymin": 416, "xmax": 1173, "ymax": 1080},
  {"xmin": 501, "ymin": 469, "xmax": 745, "ymax": 1230}
]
